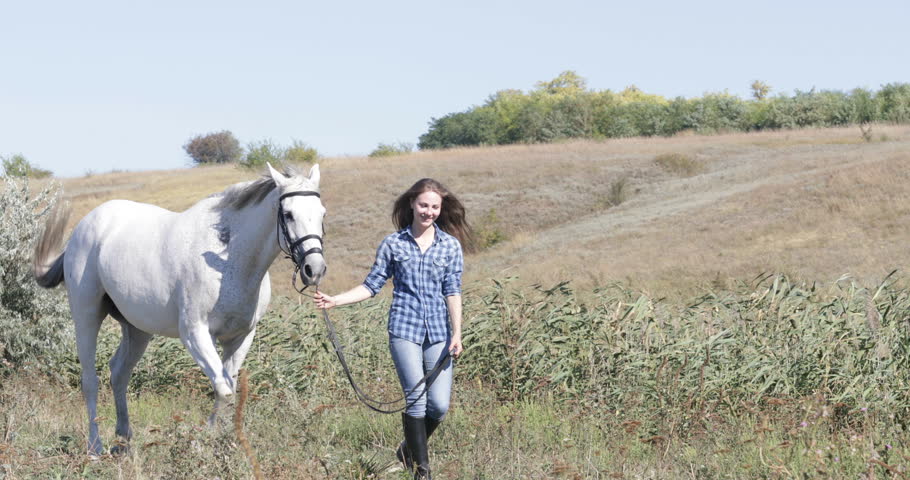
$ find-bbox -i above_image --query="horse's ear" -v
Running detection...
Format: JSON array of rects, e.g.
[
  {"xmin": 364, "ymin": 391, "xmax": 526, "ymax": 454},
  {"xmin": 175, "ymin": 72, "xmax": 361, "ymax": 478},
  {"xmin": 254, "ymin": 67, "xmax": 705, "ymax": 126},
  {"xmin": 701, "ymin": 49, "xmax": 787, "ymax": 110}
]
[
  {"xmin": 308, "ymin": 164, "xmax": 320, "ymax": 186},
  {"xmin": 267, "ymin": 162, "xmax": 290, "ymax": 188}
]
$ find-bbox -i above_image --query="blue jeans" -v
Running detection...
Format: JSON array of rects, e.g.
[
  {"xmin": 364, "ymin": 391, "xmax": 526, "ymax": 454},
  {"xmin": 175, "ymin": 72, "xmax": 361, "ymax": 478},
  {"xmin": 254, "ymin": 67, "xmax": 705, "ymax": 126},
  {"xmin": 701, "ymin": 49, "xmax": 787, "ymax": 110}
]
[{"xmin": 389, "ymin": 334, "xmax": 453, "ymax": 419}]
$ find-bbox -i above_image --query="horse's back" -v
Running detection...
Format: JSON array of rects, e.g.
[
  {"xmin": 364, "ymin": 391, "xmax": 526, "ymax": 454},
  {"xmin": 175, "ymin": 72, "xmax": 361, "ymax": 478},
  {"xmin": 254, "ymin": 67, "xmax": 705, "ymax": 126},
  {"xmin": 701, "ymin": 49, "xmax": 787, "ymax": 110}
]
[
  {"xmin": 66, "ymin": 199, "xmax": 184, "ymax": 336},
  {"xmin": 68, "ymin": 200, "xmax": 176, "ymax": 264}
]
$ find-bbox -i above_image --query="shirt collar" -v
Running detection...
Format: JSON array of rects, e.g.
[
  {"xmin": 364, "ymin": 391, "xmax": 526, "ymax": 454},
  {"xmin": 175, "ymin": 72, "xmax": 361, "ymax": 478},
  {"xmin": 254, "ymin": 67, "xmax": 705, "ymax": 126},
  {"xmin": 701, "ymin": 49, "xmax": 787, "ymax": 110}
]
[{"xmin": 405, "ymin": 223, "xmax": 442, "ymax": 246}]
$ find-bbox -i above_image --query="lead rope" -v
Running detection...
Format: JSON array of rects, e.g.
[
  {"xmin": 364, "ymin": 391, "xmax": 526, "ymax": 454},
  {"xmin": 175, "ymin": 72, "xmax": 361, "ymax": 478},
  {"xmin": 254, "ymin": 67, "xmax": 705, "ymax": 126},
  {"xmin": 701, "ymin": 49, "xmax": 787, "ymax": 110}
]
[{"xmin": 297, "ymin": 287, "xmax": 452, "ymax": 414}]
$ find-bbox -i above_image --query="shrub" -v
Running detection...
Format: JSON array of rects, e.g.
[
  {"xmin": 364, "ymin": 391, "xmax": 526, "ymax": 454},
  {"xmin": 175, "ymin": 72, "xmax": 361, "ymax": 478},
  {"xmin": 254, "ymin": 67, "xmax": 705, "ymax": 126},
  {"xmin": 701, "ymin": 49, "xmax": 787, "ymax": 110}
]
[
  {"xmin": 183, "ymin": 130, "xmax": 243, "ymax": 165},
  {"xmin": 654, "ymin": 153, "xmax": 705, "ymax": 177},
  {"xmin": 539, "ymin": 94, "xmax": 596, "ymax": 141},
  {"xmin": 684, "ymin": 93, "xmax": 748, "ymax": 133},
  {"xmin": 607, "ymin": 176, "xmax": 630, "ymax": 206},
  {"xmin": 284, "ymin": 140, "xmax": 319, "ymax": 165},
  {"xmin": 850, "ymin": 88, "xmax": 879, "ymax": 125},
  {"xmin": 512, "ymin": 100, "xmax": 550, "ymax": 143},
  {"xmin": 418, "ymin": 107, "xmax": 499, "ymax": 149},
  {"xmin": 623, "ymin": 101, "xmax": 672, "ymax": 137},
  {"xmin": 0, "ymin": 178, "xmax": 73, "ymax": 379},
  {"xmin": 474, "ymin": 209, "xmax": 507, "ymax": 249},
  {"xmin": 30, "ymin": 167, "xmax": 53, "ymax": 179},
  {"xmin": 876, "ymin": 83, "xmax": 910, "ymax": 123},
  {"xmin": 2, "ymin": 154, "xmax": 31, "ymax": 177},
  {"xmin": 369, "ymin": 142, "xmax": 414, "ymax": 158},
  {"xmin": 241, "ymin": 139, "xmax": 319, "ymax": 169},
  {"xmin": 241, "ymin": 139, "xmax": 283, "ymax": 169},
  {"xmin": 2, "ymin": 154, "xmax": 52, "ymax": 179}
]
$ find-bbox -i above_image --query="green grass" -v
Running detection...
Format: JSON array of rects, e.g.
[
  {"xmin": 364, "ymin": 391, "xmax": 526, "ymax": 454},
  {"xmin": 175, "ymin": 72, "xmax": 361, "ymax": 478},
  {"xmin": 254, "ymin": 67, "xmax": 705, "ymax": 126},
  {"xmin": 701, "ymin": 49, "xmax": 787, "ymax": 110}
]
[
  {"xmin": 3, "ymin": 378, "xmax": 903, "ymax": 478},
  {"xmin": 4, "ymin": 274, "xmax": 910, "ymax": 478}
]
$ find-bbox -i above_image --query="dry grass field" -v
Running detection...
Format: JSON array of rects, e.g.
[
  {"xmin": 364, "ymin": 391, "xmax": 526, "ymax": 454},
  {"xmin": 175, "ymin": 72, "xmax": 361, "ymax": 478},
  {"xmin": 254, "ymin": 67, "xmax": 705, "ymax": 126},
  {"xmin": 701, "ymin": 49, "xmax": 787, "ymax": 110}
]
[
  {"xmin": 5, "ymin": 124, "xmax": 910, "ymax": 479},
  {"xmin": 56, "ymin": 124, "xmax": 910, "ymax": 298}
]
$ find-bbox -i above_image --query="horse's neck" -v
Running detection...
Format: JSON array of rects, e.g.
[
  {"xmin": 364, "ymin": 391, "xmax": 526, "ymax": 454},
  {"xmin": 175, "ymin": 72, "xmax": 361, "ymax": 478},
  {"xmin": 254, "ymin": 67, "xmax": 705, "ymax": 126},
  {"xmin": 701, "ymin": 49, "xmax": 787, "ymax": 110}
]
[{"xmin": 222, "ymin": 197, "xmax": 280, "ymax": 281}]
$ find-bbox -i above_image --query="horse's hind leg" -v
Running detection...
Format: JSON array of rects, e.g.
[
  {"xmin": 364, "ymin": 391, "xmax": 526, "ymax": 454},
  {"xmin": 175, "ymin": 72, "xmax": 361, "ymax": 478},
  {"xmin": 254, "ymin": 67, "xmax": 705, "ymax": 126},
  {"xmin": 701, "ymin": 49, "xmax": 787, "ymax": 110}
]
[
  {"xmin": 109, "ymin": 318, "xmax": 152, "ymax": 455},
  {"xmin": 71, "ymin": 304, "xmax": 106, "ymax": 456}
]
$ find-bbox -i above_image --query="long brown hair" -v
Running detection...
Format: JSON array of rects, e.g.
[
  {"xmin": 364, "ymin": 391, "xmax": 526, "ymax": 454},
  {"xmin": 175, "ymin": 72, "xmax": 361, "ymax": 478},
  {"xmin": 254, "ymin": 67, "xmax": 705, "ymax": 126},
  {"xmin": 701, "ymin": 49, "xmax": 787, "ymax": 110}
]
[{"xmin": 392, "ymin": 178, "xmax": 476, "ymax": 253}]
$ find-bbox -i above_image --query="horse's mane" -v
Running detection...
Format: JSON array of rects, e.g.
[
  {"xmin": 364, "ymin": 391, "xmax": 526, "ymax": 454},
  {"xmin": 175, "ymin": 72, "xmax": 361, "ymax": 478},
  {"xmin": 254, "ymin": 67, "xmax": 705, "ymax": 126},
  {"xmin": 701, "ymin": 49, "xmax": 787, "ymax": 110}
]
[{"xmin": 215, "ymin": 165, "xmax": 309, "ymax": 210}]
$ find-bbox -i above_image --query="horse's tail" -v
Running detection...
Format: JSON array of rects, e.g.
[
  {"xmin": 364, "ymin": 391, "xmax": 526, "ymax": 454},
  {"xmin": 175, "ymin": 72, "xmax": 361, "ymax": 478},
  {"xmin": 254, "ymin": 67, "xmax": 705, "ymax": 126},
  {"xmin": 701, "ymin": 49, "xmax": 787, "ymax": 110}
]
[{"xmin": 33, "ymin": 203, "xmax": 71, "ymax": 289}]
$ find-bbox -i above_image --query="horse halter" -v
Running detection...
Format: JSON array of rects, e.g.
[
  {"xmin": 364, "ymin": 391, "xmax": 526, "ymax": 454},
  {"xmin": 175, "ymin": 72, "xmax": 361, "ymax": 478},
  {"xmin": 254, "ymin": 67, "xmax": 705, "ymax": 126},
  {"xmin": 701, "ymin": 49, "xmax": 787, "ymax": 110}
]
[{"xmin": 276, "ymin": 190, "xmax": 324, "ymax": 293}]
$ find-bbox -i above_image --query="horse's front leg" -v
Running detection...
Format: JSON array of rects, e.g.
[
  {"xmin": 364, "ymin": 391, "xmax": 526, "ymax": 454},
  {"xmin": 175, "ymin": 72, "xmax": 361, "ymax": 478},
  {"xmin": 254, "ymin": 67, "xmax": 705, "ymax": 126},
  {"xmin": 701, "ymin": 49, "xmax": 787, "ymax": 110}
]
[
  {"xmin": 178, "ymin": 320, "xmax": 234, "ymax": 425},
  {"xmin": 221, "ymin": 327, "xmax": 257, "ymax": 390}
]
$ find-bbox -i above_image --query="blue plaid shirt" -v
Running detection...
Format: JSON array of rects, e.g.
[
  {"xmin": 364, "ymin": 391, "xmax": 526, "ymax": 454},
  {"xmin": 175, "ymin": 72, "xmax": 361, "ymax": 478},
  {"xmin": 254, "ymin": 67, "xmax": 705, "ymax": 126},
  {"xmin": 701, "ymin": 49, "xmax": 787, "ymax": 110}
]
[{"xmin": 362, "ymin": 225, "xmax": 464, "ymax": 344}]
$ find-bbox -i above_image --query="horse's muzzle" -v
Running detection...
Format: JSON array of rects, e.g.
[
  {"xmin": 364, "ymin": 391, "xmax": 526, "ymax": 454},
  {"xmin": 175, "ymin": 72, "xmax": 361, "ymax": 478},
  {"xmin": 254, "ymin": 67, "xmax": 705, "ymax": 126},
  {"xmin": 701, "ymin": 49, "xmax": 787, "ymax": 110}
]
[{"xmin": 298, "ymin": 253, "xmax": 327, "ymax": 286}]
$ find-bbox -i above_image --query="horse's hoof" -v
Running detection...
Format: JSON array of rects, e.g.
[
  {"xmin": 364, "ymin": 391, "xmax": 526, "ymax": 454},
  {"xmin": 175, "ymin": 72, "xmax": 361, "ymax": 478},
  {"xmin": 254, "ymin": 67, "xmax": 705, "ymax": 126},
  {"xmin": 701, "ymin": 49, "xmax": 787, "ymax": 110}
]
[
  {"xmin": 87, "ymin": 441, "xmax": 105, "ymax": 458},
  {"xmin": 214, "ymin": 381, "xmax": 234, "ymax": 399},
  {"xmin": 110, "ymin": 442, "xmax": 131, "ymax": 457}
]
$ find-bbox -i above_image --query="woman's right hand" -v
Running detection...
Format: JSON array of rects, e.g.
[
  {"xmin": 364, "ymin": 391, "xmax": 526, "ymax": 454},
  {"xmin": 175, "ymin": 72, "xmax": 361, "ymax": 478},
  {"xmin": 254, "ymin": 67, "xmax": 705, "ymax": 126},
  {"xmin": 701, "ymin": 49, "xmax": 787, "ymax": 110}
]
[{"xmin": 314, "ymin": 291, "xmax": 336, "ymax": 310}]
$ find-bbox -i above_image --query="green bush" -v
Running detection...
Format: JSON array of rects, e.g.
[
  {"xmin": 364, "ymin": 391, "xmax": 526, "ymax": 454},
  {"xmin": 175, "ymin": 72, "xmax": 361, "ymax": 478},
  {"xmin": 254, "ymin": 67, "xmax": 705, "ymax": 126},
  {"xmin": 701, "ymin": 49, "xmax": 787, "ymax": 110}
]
[
  {"xmin": 241, "ymin": 139, "xmax": 283, "ymax": 169},
  {"xmin": 418, "ymin": 107, "xmax": 499, "ymax": 149},
  {"xmin": 284, "ymin": 139, "xmax": 319, "ymax": 165},
  {"xmin": 474, "ymin": 209, "xmax": 507, "ymax": 249},
  {"xmin": 0, "ymin": 178, "xmax": 72, "ymax": 379},
  {"xmin": 368, "ymin": 142, "xmax": 413, "ymax": 158},
  {"xmin": 540, "ymin": 94, "xmax": 595, "ymax": 140},
  {"xmin": 878, "ymin": 83, "xmax": 910, "ymax": 123},
  {"xmin": 683, "ymin": 93, "xmax": 748, "ymax": 133},
  {"xmin": 242, "ymin": 139, "xmax": 319, "ymax": 169},
  {"xmin": 2, "ymin": 154, "xmax": 52, "ymax": 179},
  {"xmin": 183, "ymin": 130, "xmax": 242, "ymax": 165},
  {"xmin": 850, "ymin": 87, "xmax": 878, "ymax": 125}
]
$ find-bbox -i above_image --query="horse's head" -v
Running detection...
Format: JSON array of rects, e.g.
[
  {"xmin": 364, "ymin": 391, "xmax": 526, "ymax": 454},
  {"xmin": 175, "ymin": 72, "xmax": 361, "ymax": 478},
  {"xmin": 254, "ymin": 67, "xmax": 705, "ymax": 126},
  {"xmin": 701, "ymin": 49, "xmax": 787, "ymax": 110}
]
[{"xmin": 268, "ymin": 162, "xmax": 327, "ymax": 287}]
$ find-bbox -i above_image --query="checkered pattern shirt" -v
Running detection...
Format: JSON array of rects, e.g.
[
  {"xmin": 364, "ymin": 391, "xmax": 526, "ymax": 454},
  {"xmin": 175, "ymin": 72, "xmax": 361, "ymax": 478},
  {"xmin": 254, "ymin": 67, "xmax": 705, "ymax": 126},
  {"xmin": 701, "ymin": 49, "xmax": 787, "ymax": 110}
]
[{"xmin": 362, "ymin": 225, "xmax": 464, "ymax": 344}]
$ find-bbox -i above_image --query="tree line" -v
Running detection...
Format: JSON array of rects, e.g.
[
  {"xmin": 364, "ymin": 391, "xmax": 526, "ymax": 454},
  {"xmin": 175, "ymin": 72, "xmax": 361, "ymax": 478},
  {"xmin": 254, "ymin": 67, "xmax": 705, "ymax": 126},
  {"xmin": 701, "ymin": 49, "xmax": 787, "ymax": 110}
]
[
  {"xmin": 417, "ymin": 71, "xmax": 910, "ymax": 149},
  {"xmin": 5, "ymin": 73, "xmax": 908, "ymax": 178}
]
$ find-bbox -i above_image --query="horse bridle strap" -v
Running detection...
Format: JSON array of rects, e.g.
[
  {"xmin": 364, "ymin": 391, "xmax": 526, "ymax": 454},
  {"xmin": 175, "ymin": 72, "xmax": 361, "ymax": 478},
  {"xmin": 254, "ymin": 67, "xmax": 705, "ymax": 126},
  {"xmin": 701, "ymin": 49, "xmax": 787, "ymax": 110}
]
[
  {"xmin": 278, "ymin": 190, "xmax": 324, "ymax": 295},
  {"xmin": 277, "ymin": 191, "xmax": 324, "ymax": 259}
]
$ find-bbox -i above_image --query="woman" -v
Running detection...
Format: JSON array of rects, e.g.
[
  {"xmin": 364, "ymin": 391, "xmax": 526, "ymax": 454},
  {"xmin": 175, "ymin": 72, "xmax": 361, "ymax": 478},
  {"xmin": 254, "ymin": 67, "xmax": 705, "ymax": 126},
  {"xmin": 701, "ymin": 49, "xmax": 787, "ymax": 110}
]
[{"xmin": 314, "ymin": 178, "xmax": 474, "ymax": 480}]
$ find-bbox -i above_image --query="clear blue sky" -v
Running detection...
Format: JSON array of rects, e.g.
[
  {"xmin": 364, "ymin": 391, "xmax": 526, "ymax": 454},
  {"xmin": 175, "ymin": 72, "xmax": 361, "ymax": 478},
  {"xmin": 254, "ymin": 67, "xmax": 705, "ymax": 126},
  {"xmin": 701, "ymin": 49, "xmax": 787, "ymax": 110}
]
[{"xmin": 2, "ymin": 0, "xmax": 908, "ymax": 177}]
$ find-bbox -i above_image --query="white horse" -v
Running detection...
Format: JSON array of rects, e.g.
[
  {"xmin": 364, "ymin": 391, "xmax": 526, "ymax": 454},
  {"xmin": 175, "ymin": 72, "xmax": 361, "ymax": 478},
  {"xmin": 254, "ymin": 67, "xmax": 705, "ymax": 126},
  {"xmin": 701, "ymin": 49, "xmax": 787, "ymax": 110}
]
[{"xmin": 32, "ymin": 163, "xmax": 326, "ymax": 455}]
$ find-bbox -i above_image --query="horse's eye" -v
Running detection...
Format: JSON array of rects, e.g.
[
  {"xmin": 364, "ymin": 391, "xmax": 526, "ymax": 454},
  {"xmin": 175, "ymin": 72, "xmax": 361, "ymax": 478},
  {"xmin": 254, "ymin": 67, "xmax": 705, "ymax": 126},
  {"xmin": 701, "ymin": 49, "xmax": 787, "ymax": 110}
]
[{"xmin": 283, "ymin": 211, "xmax": 294, "ymax": 221}]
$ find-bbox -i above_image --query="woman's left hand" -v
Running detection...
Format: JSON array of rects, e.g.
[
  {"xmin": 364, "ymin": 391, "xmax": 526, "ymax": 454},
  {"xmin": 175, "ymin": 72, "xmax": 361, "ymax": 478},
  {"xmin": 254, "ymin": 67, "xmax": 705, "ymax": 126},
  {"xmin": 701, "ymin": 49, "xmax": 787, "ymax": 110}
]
[{"xmin": 449, "ymin": 332, "xmax": 463, "ymax": 358}]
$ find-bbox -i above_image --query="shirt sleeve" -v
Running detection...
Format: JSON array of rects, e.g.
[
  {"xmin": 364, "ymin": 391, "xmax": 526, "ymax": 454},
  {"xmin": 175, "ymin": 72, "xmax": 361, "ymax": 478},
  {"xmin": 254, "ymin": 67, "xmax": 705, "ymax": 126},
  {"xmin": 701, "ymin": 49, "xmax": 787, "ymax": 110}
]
[
  {"xmin": 441, "ymin": 241, "xmax": 463, "ymax": 297},
  {"xmin": 362, "ymin": 238, "xmax": 393, "ymax": 296}
]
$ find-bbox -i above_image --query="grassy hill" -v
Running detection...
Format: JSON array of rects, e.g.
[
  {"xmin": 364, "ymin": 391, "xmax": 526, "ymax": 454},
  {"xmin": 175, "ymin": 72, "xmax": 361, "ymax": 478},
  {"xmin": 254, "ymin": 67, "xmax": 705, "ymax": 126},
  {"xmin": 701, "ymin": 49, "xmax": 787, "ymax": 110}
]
[
  {"xmin": 7, "ymin": 124, "xmax": 909, "ymax": 479},
  {"xmin": 59, "ymin": 124, "xmax": 910, "ymax": 297}
]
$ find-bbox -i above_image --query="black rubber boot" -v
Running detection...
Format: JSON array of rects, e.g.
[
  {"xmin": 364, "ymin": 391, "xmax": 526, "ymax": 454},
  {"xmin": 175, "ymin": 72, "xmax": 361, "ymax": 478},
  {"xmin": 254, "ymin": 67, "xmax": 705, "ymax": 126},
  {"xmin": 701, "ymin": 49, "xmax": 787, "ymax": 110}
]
[
  {"xmin": 402, "ymin": 414, "xmax": 431, "ymax": 479},
  {"xmin": 397, "ymin": 415, "xmax": 442, "ymax": 471},
  {"xmin": 425, "ymin": 415, "xmax": 441, "ymax": 438},
  {"xmin": 397, "ymin": 413, "xmax": 414, "ymax": 470}
]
